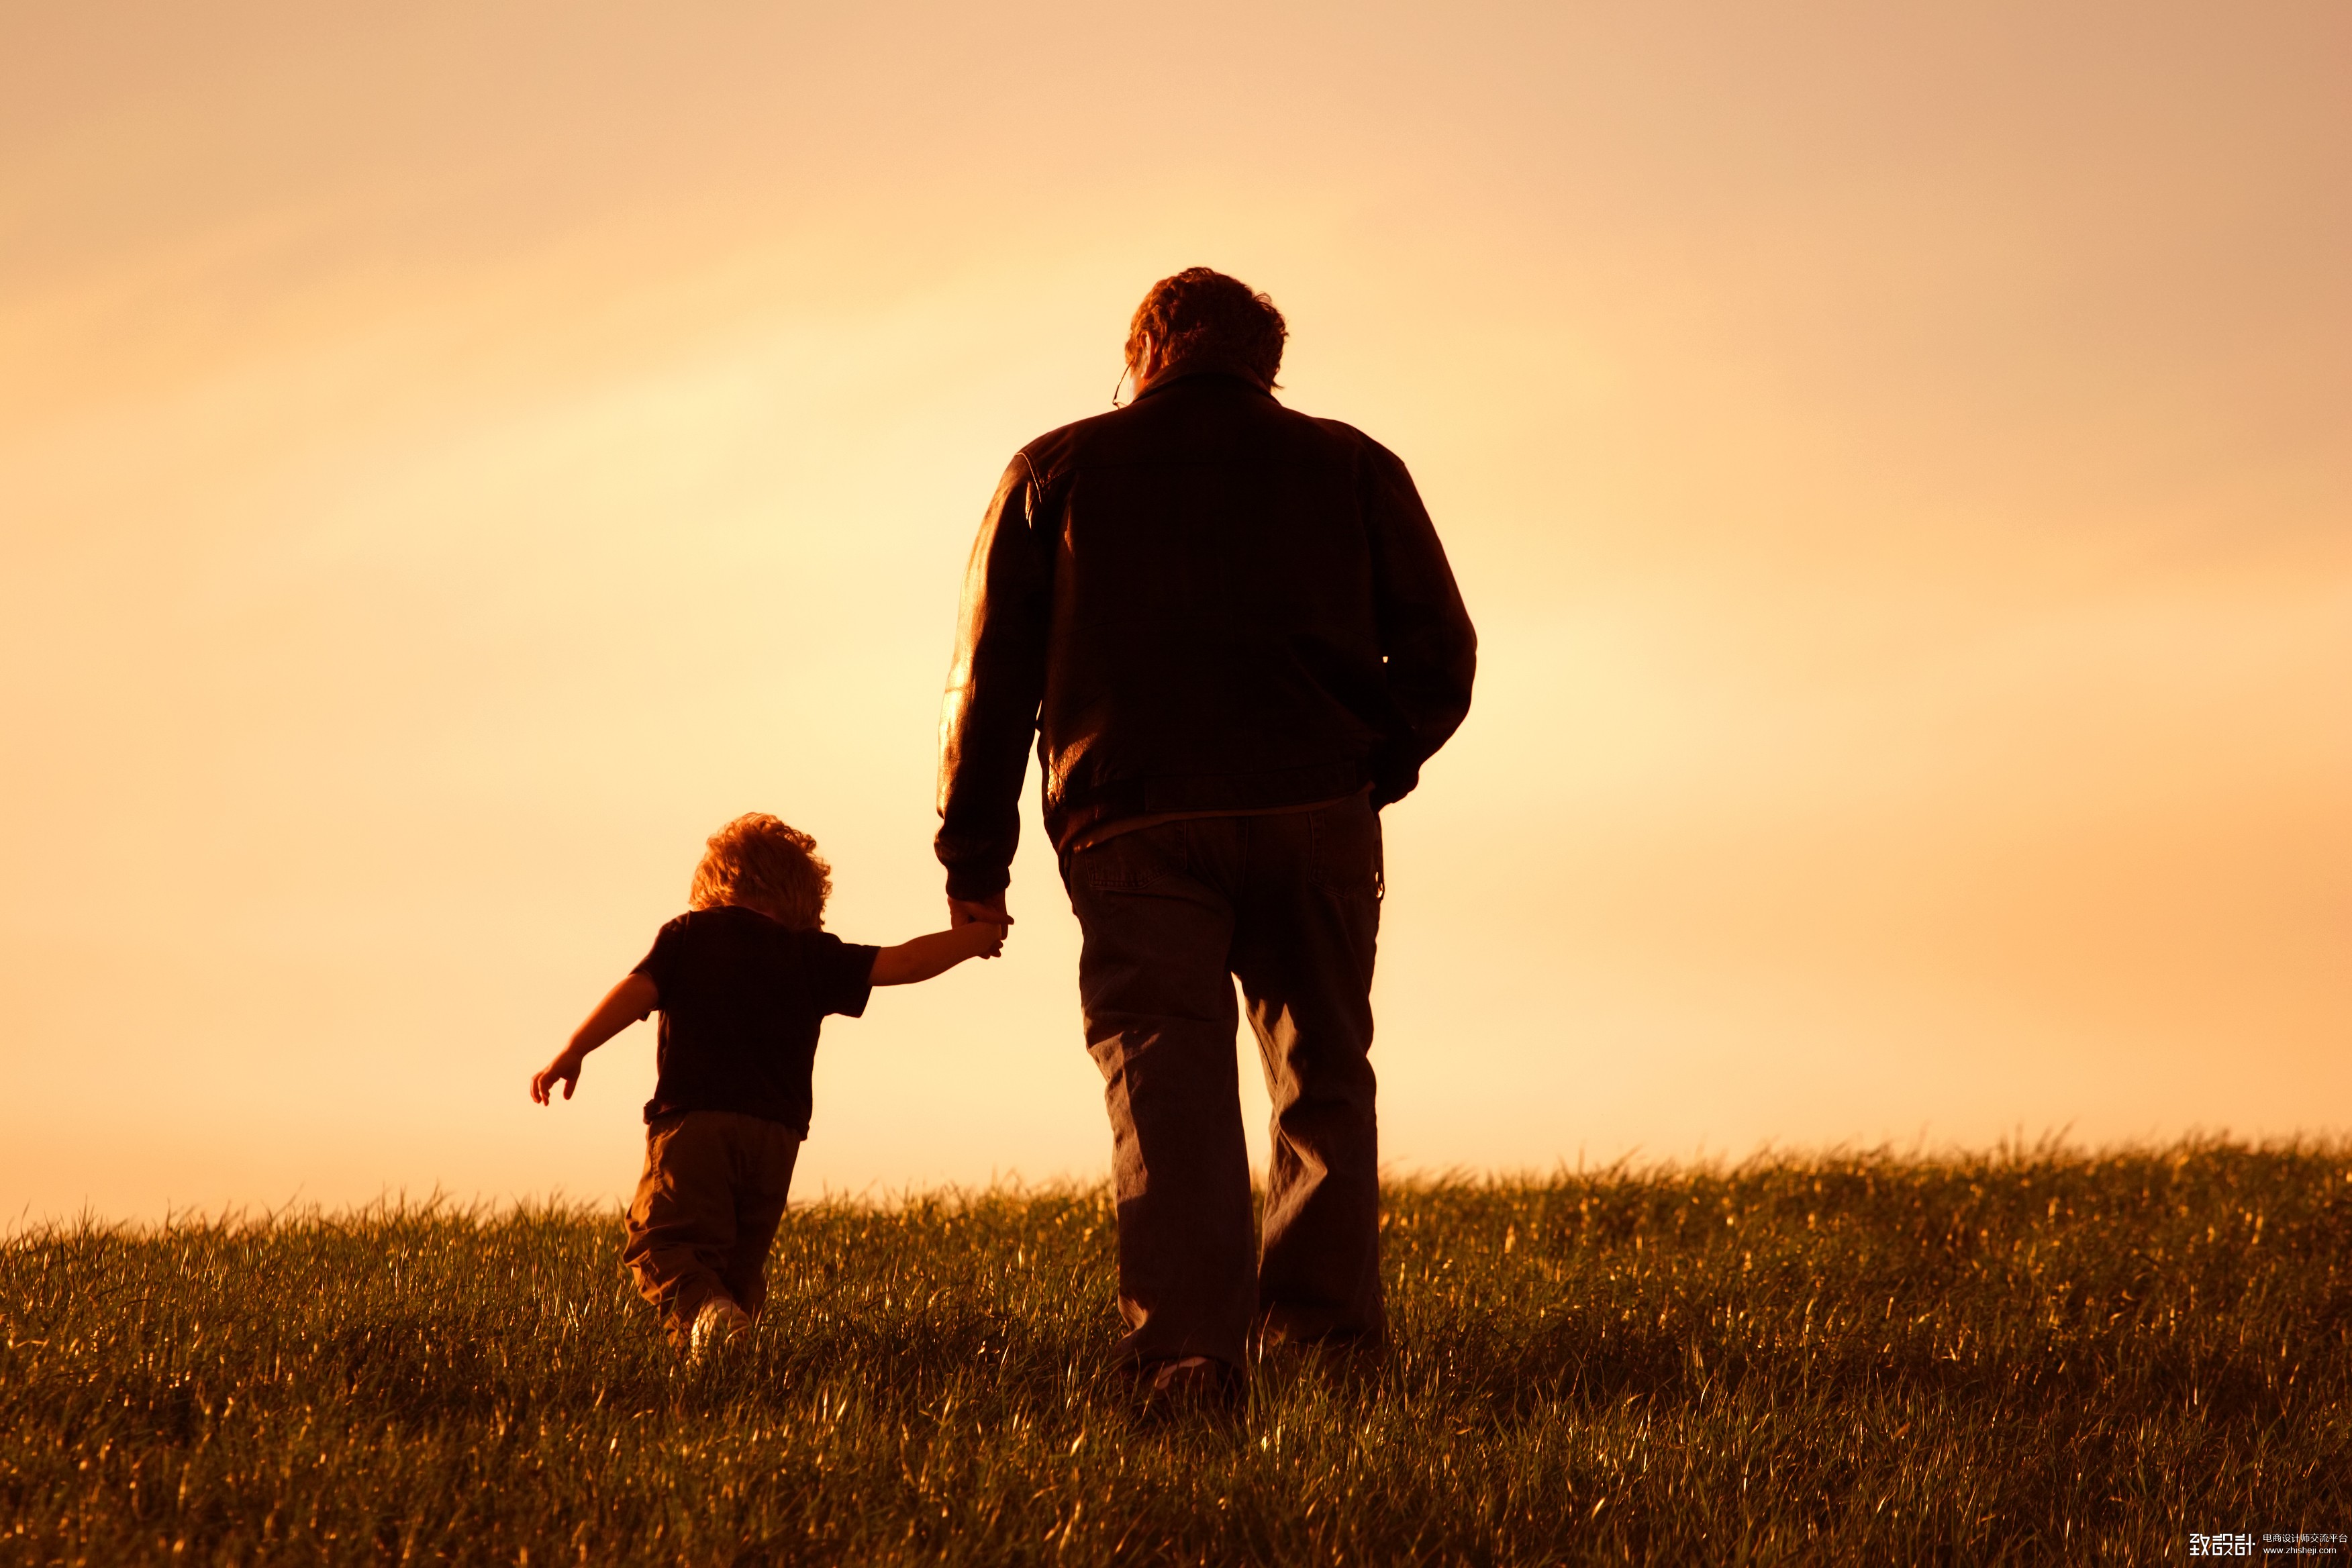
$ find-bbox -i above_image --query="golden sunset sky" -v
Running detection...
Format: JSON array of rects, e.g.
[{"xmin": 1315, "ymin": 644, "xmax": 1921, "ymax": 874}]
[{"xmin": 3, "ymin": 2, "xmax": 2346, "ymax": 1219}]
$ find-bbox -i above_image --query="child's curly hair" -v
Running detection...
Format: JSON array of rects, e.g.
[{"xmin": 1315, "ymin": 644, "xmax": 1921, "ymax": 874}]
[{"xmin": 688, "ymin": 814, "xmax": 831, "ymax": 930}]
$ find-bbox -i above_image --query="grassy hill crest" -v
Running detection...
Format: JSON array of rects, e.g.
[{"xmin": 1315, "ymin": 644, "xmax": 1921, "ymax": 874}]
[{"xmin": 4, "ymin": 1140, "xmax": 2345, "ymax": 1563}]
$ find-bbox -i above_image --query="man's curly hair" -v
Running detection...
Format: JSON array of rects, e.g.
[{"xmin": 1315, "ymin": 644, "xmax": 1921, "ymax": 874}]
[
  {"xmin": 1124, "ymin": 267, "xmax": 1287, "ymax": 389},
  {"xmin": 688, "ymin": 813, "xmax": 831, "ymax": 930}
]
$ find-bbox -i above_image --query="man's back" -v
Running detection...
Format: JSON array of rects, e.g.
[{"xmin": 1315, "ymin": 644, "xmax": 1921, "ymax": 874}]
[{"xmin": 938, "ymin": 369, "xmax": 1475, "ymax": 899}]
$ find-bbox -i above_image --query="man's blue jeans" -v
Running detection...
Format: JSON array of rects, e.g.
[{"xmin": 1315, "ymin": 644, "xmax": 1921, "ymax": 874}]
[{"xmin": 1061, "ymin": 791, "xmax": 1387, "ymax": 1372}]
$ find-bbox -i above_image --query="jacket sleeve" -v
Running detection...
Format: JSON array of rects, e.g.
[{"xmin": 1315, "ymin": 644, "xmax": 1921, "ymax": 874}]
[
  {"xmin": 1362, "ymin": 442, "xmax": 1476, "ymax": 807},
  {"xmin": 936, "ymin": 454, "xmax": 1055, "ymax": 900}
]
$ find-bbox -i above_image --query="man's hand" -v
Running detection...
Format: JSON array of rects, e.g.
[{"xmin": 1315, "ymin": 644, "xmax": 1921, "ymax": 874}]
[
  {"xmin": 948, "ymin": 894, "xmax": 1011, "ymax": 932},
  {"xmin": 531, "ymin": 1047, "xmax": 587, "ymax": 1106}
]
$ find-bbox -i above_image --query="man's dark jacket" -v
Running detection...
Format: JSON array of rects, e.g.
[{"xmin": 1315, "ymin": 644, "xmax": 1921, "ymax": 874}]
[{"xmin": 935, "ymin": 369, "xmax": 1477, "ymax": 901}]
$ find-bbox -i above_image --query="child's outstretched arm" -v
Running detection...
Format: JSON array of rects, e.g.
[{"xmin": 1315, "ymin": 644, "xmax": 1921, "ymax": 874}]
[
  {"xmin": 531, "ymin": 973, "xmax": 659, "ymax": 1104},
  {"xmin": 870, "ymin": 920, "xmax": 1006, "ymax": 986}
]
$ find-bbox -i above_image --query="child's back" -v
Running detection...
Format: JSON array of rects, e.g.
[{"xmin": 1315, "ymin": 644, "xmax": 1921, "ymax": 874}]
[{"xmin": 634, "ymin": 902, "xmax": 877, "ymax": 1135}]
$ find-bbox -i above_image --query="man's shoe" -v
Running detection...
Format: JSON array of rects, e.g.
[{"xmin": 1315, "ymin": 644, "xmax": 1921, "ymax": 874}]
[
  {"xmin": 1255, "ymin": 1326, "xmax": 1387, "ymax": 1389},
  {"xmin": 1136, "ymin": 1355, "xmax": 1243, "ymax": 1424},
  {"xmin": 689, "ymin": 1297, "xmax": 753, "ymax": 1363}
]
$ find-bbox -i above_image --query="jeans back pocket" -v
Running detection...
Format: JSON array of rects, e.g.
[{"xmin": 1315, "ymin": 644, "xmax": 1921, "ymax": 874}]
[{"xmin": 1074, "ymin": 821, "xmax": 1185, "ymax": 892}]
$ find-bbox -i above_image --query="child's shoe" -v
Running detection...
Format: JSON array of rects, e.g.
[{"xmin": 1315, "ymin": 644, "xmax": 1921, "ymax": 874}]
[{"xmin": 689, "ymin": 1297, "xmax": 753, "ymax": 1363}]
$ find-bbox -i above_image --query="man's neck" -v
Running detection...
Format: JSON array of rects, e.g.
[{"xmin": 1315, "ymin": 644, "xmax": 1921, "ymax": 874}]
[{"xmin": 1133, "ymin": 360, "xmax": 1271, "ymax": 399}]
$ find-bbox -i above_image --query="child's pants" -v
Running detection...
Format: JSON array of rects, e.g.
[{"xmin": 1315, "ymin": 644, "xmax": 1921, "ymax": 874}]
[{"xmin": 622, "ymin": 1109, "xmax": 803, "ymax": 1346}]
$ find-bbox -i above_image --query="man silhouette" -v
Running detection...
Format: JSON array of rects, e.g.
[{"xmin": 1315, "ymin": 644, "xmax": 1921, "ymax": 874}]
[{"xmin": 936, "ymin": 267, "xmax": 1476, "ymax": 1407}]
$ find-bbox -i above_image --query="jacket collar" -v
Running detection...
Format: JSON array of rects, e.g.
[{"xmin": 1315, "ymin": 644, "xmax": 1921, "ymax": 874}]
[{"xmin": 1133, "ymin": 364, "xmax": 1277, "ymax": 403}]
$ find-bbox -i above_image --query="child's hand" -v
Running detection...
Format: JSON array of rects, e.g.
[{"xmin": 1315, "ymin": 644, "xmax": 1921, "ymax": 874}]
[
  {"xmin": 536, "ymin": 974, "xmax": 652, "ymax": 1101},
  {"xmin": 532, "ymin": 1047, "xmax": 587, "ymax": 1106},
  {"xmin": 967, "ymin": 920, "xmax": 1007, "ymax": 960}
]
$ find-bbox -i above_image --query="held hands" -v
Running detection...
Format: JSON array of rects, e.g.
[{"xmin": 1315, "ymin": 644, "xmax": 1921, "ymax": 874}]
[
  {"xmin": 530, "ymin": 1047, "xmax": 587, "ymax": 1106},
  {"xmin": 959, "ymin": 918, "xmax": 1008, "ymax": 961},
  {"xmin": 948, "ymin": 895, "xmax": 1011, "ymax": 937},
  {"xmin": 948, "ymin": 895, "xmax": 1010, "ymax": 961}
]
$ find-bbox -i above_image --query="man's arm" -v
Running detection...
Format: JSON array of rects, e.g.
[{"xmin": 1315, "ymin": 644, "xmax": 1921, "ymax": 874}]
[
  {"xmin": 871, "ymin": 920, "xmax": 1006, "ymax": 986},
  {"xmin": 1361, "ymin": 442, "xmax": 1477, "ymax": 807},
  {"xmin": 936, "ymin": 454, "xmax": 1055, "ymax": 903},
  {"xmin": 531, "ymin": 972, "xmax": 659, "ymax": 1104}
]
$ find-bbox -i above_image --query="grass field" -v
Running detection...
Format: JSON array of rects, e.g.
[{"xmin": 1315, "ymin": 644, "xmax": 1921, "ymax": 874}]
[{"xmin": 3, "ymin": 1140, "xmax": 2347, "ymax": 1565}]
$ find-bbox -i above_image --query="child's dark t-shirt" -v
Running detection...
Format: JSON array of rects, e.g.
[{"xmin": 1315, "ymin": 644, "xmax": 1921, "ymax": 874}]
[{"xmin": 630, "ymin": 905, "xmax": 879, "ymax": 1136}]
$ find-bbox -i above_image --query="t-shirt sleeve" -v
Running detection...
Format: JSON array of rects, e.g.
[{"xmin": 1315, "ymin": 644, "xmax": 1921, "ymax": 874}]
[
  {"xmin": 630, "ymin": 916, "xmax": 688, "ymax": 999},
  {"xmin": 804, "ymin": 931, "xmax": 880, "ymax": 1019}
]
